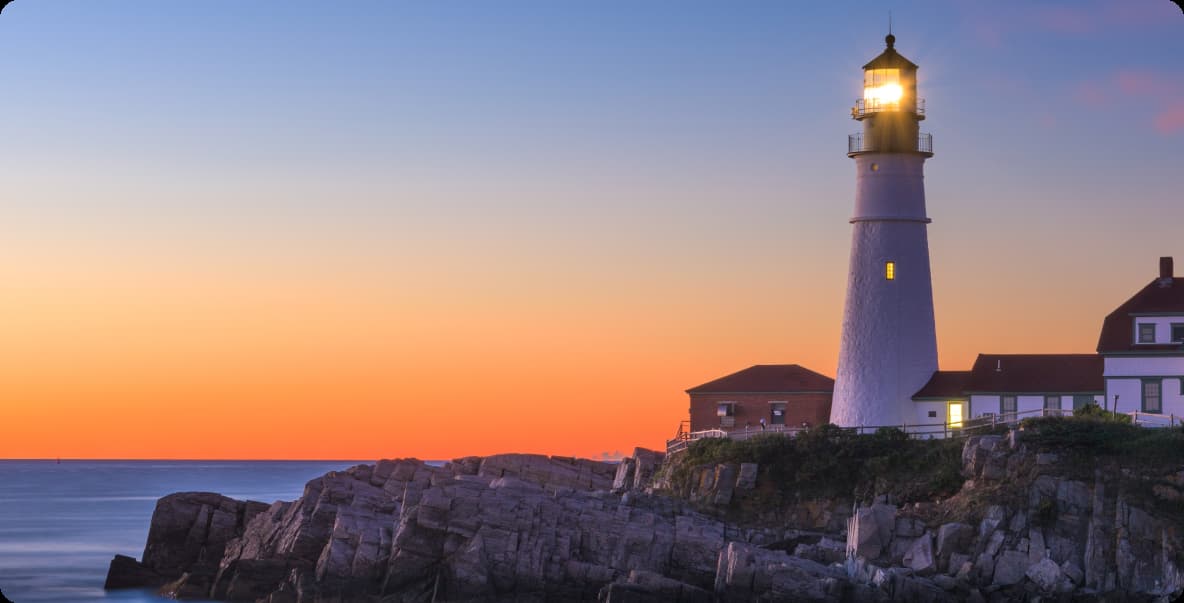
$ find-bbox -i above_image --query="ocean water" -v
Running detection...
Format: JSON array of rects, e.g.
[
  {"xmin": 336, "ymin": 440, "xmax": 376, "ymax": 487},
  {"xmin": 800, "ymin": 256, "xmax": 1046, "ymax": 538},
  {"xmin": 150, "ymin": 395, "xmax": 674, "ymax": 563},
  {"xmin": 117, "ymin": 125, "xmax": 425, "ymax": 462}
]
[{"xmin": 0, "ymin": 460, "xmax": 364, "ymax": 603}]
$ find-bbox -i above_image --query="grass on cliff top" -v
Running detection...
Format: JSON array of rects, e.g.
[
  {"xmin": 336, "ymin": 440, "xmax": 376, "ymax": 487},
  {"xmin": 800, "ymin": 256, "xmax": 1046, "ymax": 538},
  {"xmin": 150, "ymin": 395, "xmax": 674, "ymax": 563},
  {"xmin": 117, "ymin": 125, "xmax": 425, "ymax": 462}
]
[
  {"xmin": 672, "ymin": 425, "xmax": 964, "ymax": 504},
  {"xmin": 1020, "ymin": 413, "xmax": 1184, "ymax": 467}
]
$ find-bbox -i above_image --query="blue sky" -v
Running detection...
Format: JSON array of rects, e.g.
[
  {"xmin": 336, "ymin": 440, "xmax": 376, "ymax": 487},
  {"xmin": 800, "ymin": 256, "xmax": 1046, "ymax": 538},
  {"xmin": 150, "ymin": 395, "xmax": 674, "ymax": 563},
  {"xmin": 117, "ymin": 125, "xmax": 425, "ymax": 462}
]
[{"xmin": 0, "ymin": 1, "xmax": 1182, "ymax": 457}]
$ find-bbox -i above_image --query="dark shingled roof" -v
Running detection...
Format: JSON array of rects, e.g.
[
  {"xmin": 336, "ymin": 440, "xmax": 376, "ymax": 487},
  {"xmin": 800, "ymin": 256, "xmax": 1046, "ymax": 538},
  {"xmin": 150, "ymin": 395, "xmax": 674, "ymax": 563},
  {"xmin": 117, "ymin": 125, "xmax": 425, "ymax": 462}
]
[
  {"xmin": 913, "ymin": 371, "xmax": 972, "ymax": 399},
  {"xmin": 863, "ymin": 35, "xmax": 919, "ymax": 70},
  {"xmin": 1097, "ymin": 277, "xmax": 1184, "ymax": 354},
  {"xmin": 686, "ymin": 364, "xmax": 834, "ymax": 394},
  {"xmin": 966, "ymin": 354, "xmax": 1103, "ymax": 394}
]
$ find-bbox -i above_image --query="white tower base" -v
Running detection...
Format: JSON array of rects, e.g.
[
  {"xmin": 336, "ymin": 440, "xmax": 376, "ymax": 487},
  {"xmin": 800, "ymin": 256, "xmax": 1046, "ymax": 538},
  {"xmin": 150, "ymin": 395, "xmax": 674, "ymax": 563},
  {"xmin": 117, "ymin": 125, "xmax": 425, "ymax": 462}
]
[{"xmin": 831, "ymin": 154, "xmax": 938, "ymax": 429}]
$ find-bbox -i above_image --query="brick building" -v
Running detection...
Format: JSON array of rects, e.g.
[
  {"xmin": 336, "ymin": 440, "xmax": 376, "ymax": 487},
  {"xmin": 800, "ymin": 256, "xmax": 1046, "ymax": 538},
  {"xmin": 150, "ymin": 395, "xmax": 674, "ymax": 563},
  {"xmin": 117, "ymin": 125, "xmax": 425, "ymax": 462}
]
[{"xmin": 686, "ymin": 364, "xmax": 834, "ymax": 433}]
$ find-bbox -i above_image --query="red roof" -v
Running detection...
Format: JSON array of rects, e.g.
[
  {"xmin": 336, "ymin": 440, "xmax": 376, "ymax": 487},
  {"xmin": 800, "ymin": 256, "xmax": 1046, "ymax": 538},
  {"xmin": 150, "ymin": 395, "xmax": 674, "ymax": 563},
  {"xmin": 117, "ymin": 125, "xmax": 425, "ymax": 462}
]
[
  {"xmin": 913, "ymin": 371, "xmax": 972, "ymax": 399},
  {"xmin": 966, "ymin": 354, "xmax": 1103, "ymax": 394},
  {"xmin": 1097, "ymin": 277, "xmax": 1184, "ymax": 354},
  {"xmin": 686, "ymin": 364, "xmax": 834, "ymax": 394}
]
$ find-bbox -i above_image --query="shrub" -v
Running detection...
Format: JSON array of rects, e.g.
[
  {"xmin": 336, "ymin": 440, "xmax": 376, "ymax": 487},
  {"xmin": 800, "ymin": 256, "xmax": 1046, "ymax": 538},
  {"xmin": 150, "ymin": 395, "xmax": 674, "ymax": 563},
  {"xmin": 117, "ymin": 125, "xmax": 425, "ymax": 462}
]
[
  {"xmin": 673, "ymin": 424, "xmax": 964, "ymax": 504},
  {"xmin": 1072, "ymin": 402, "xmax": 1132, "ymax": 423}
]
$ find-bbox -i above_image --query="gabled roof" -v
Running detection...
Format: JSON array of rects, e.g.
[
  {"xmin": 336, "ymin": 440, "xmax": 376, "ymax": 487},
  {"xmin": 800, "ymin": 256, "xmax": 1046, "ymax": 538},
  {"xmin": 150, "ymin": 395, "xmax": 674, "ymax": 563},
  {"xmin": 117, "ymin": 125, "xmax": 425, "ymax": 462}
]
[
  {"xmin": 1097, "ymin": 277, "xmax": 1184, "ymax": 354},
  {"xmin": 966, "ymin": 354, "xmax": 1103, "ymax": 394},
  {"xmin": 913, "ymin": 371, "xmax": 972, "ymax": 400},
  {"xmin": 686, "ymin": 364, "xmax": 834, "ymax": 394},
  {"xmin": 863, "ymin": 34, "xmax": 918, "ymax": 70}
]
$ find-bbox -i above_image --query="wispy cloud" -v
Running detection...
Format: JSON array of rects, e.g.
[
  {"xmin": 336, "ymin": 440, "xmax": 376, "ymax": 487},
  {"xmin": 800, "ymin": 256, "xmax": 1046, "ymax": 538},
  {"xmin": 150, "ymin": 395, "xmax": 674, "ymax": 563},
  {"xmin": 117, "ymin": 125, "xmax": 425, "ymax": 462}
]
[
  {"xmin": 1075, "ymin": 70, "xmax": 1184, "ymax": 135},
  {"xmin": 1154, "ymin": 103, "xmax": 1184, "ymax": 134},
  {"xmin": 958, "ymin": 0, "xmax": 1179, "ymax": 47}
]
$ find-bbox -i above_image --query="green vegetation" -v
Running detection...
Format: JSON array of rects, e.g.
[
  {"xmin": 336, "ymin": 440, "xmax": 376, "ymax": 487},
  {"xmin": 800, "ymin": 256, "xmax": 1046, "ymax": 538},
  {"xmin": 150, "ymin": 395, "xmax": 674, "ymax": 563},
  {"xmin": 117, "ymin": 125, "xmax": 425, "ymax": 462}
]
[
  {"xmin": 671, "ymin": 425, "xmax": 964, "ymax": 506},
  {"xmin": 1020, "ymin": 414, "xmax": 1184, "ymax": 467},
  {"xmin": 1070, "ymin": 402, "xmax": 1132, "ymax": 423}
]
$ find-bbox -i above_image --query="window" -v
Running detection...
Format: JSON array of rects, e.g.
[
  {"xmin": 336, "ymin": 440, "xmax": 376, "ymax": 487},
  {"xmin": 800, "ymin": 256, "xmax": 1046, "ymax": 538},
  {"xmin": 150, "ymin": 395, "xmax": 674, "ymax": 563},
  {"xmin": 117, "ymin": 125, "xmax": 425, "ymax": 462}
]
[
  {"xmin": 927, "ymin": 410, "xmax": 937, "ymax": 418},
  {"xmin": 1044, "ymin": 395, "xmax": 1062, "ymax": 417},
  {"xmin": 885, "ymin": 261, "xmax": 896, "ymax": 281},
  {"xmin": 1138, "ymin": 323, "xmax": 1156, "ymax": 343},
  {"xmin": 770, "ymin": 403, "xmax": 786, "ymax": 425},
  {"xmin": 1142, "ymin": 380, "xmax": 1162, "ymax": 413},
  {"xmin": 716, "ymin": 403, "xmax": 735, "ymax": 417},
  {"xmin": 948, "ymin": 402, "xmax": 963, "ymax": 429},
  {"xmin": 1001, "ymin": 396, "xmax": 1017, "ymax": 421},
  {"xmin": 1072, "ymin": 395, "xmax": 1095, "ymax": 410},
  {"xmin": 1172, "ymin": 323, "xmax": 1184, "ymax": 343}
]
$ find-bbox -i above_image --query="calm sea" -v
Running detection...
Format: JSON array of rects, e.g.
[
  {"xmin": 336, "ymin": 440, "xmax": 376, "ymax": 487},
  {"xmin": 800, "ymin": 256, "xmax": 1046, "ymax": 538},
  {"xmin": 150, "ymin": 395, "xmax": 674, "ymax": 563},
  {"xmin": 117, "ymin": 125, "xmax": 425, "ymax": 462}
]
[{"xmin": 0, "ymin": 460, "xmax": 365, "ymax": 602}]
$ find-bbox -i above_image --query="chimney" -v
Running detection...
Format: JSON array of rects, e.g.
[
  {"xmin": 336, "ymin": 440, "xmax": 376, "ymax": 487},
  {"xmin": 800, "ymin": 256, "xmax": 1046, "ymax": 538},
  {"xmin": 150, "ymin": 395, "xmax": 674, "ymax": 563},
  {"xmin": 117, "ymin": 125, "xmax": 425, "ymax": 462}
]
[{"xmin": 1159, "ymin": 257, "xmax": 1174, "ymax": 287}]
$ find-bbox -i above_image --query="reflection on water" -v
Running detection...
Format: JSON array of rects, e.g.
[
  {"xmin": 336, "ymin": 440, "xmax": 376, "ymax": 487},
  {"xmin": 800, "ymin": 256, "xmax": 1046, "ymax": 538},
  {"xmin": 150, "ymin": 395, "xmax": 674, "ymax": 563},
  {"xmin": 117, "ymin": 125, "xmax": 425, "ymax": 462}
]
[{"xmin": 0, "ymin": 460, "xmax": 362, "ymax": 602}]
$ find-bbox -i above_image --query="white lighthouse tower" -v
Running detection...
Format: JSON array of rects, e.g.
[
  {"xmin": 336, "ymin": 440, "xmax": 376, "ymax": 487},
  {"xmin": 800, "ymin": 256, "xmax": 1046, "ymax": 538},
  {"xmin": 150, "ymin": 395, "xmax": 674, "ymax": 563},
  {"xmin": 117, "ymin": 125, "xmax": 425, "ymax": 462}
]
[{"xmin": 831, "ymin": 34, "xmax": 938, "ymax": 429}]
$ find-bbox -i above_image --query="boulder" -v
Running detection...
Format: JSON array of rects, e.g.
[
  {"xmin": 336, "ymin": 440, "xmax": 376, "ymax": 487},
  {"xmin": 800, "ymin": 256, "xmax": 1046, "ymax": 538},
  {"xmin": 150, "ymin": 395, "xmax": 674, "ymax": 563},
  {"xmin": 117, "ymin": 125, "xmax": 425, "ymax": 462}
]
[
  {"xmin": 1025, "ymin": 557, "xmax": 1064, "ymax": 593},
  {"xmin": 935, "ymin": 523, "xmax": 973, "ymax": 561},
  {"xmin": 993, "ymin": 550, "xmax": 1029, "ymax": 586},
  {"xmin": 902, "ymin": 532, "xmax": 936, "ymax": 575},
  {"xmin": 847, "ymin": 504, "xmax": 896, "ymax": 560},
  {"xmin": 714, "ymin": 541, "xmax": 848, "ymax": 601},
  {"xmin": 736, "ymin": 463, "xmax": 758, "ymax": 491},
  {"xmin": 103, "ymin": 554, "xmax": 167, "ymax": 589}
]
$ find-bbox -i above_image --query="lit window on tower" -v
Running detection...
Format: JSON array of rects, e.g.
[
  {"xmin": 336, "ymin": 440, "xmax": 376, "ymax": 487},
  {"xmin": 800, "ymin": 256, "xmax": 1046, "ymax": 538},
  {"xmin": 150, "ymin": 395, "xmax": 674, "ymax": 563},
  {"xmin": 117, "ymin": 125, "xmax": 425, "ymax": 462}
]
[
  {"xmin": 863, "ymin": 68, "xmax": 902, "ymax": 110},
  {"xmin": 885, "ymin": 261, "xmax": 896, "ymax": 280}
]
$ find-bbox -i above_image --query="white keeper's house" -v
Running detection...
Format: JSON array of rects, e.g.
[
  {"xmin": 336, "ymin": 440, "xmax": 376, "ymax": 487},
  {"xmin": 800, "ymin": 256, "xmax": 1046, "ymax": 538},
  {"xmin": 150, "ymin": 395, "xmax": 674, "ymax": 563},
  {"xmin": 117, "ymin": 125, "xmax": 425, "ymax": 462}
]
[{"xmin": 1097, "ymin": 257, "xmax": 1184, "ymax": 422}]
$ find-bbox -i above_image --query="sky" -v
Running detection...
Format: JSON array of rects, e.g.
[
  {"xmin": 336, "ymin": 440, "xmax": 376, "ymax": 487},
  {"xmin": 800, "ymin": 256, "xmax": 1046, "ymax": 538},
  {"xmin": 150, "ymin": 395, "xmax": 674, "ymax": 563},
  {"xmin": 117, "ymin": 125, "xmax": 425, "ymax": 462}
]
[{"xmin": 0, "ymin": 1, "xmax": 1180, "ymax": 460}]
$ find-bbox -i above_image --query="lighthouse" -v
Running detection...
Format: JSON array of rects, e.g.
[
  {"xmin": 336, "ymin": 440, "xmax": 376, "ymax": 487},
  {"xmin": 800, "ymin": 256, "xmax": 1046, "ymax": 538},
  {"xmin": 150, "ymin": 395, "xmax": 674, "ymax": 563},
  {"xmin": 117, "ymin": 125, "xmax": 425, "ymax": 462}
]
[{"xmin": 830, "ymin": 34, "xmax": 938, "ymax": 429}]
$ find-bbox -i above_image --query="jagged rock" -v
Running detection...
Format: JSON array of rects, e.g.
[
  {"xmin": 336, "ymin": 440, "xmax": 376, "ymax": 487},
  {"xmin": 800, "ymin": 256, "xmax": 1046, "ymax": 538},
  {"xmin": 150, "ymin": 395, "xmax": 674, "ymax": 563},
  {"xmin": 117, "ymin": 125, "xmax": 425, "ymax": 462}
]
[
  {"xmin": 0, "ymin": 588, "xmax": 14, "ymax": 603},
  {"xmin": 895, "ymin": 516, "xmax": 925, "ymax": 538},
  {"xmin": 598, "ymin": 569, "xmax": 712, "ymax": 602},
  {"xmin": 714, "ymin": 541, "xmax": 848, "ymax": 602},
  {"xmin": 935, "ymin": 523, "xmax": 973, "ymax": 562},
  {"xmin": 847, "ymin": 503, "xmax": 896, "ymax": 560},
  {"xmin": 992, "ymin": 550, "xmax": 1029, "ymax": 586},
  {"xmin": 103, "ymin": 554, "xmax": 167, "ymax": 589},
  {"xmin": 736, "ymin": 463, "xmax": 758, "ymax": 491},
  {"xmin": 612, "ymin": 457, "xmax": 636, "ymax": 493},
  {"xmin": 947, "ymin": 553, "xmax": 970, "ymax": 576},
  {"xmin": 1025, "ymin": 557, "xmax": 1063, "ymax": 592},
  {"xmin": 103, "ymin": 492, "xmax": 268, "ymax": 593},
  {"xmin": 978, "ymin": 505, "xmax": 1007, "ymax": 540},
  {"xmin": 1036, "ymin": 452, "xmax": 1058, "ymax": 465},
  {"xmin": 793, "ymin": 537, "xmax": 847, "ymax": 566},
  {"xmin": 1060, "ymin": 559, "xmax": 1083, "ymax": 585},
  {"xmin": 902, "ymin": 532, "xmax": 936, "ymax": 575}
]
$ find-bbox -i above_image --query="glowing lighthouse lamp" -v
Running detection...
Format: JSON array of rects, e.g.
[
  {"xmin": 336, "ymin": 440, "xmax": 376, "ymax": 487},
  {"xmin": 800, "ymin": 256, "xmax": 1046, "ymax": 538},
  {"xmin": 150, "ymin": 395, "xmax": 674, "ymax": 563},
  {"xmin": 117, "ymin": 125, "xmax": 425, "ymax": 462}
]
[{"xmin": 831, "ymin": 33, "xmax": 939, "ymax": 430}]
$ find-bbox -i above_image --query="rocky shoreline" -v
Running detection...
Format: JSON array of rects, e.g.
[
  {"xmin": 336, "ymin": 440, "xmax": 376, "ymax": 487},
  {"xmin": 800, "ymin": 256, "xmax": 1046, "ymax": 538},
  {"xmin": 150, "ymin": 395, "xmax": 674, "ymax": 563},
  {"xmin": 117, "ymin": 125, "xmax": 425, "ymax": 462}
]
[{"xmin": 105, "ymin": 433, "xmax": 1184, "ymax": 602}]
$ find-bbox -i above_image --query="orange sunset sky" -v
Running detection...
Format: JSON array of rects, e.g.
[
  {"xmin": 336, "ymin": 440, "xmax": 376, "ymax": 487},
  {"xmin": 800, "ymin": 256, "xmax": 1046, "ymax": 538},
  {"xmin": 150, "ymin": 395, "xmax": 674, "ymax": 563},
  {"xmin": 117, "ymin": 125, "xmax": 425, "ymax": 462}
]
[{"xmin": 0, "ymin": 2, "xmax": 1181, "ymax": 459}]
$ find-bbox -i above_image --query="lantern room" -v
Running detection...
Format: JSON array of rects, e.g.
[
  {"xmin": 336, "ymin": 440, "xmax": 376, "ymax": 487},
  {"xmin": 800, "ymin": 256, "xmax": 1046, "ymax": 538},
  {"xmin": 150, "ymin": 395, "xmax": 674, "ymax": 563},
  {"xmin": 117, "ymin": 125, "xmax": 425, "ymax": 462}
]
[
  {"xmin": 849, "ymin": 34, "xmax": 932, "ymax": 157},
  {"xmin": 854, "ymin": 34, "xmax": 922, "ymax": 118}
]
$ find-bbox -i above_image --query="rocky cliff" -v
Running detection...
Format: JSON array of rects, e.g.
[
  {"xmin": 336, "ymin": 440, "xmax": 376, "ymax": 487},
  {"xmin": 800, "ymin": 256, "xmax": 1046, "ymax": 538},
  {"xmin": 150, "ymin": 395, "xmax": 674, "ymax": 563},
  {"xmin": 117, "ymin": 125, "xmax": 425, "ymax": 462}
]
[{"xmin": 106, "ymin": 425, "xmax": 1184, "ymax": 602}]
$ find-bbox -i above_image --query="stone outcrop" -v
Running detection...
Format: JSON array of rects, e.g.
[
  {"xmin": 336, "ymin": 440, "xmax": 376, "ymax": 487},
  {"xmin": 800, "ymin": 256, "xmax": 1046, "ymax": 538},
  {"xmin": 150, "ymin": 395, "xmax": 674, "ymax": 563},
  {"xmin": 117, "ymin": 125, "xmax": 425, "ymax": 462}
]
[
  {"xmin": 842, "ymin": 433, "xmax": 1184, "ymax": 601},
  {"xmin": 107, "ymin": 435, "xmax": 1184, "ymax": 602},
  {"xmin": 0, "ymin": 587, "xmax": 13, "ymax": 603}
]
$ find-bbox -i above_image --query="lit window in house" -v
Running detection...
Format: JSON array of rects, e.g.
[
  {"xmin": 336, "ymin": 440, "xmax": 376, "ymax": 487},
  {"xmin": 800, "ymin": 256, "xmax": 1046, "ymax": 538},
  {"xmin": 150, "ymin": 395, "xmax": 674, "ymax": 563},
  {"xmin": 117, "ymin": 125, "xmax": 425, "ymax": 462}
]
[
  {"xmin": 1138, "ymin": 323, "xmax": 1156, "ymax": 343},
  {"xmin": 1142, "ymin": 380, "xmax": 1162, "ymax": 413},
  {"xmin": 947, "ymin": 402, "xmax": 963, "ymax": 428},
  {"xmin": 885, "ymin": 261, "xmax": 896, "ymax": 280}
]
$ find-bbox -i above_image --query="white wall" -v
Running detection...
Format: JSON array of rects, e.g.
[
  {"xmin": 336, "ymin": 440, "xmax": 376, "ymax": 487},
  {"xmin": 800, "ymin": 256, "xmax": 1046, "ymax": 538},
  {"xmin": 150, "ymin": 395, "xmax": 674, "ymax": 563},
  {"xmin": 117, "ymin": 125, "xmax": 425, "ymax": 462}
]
[
  {"xmin": 1106, "ymin": 377, "xmax": 1184, "ymax": 416},
  {"xmin": 1104, "ymin": 356, "xmax": 1184, "ymax": 377},
  {"xmin": 969, "ymin": 393, "xmax": 1103, "ymax": 418},
  {"xmin": 1128, "ymin": 316, "xmax": 1184, "ymax": 344},
  {"xmin": 913, "ymin": 401, "xmax": 946, "ymax": 427}
]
